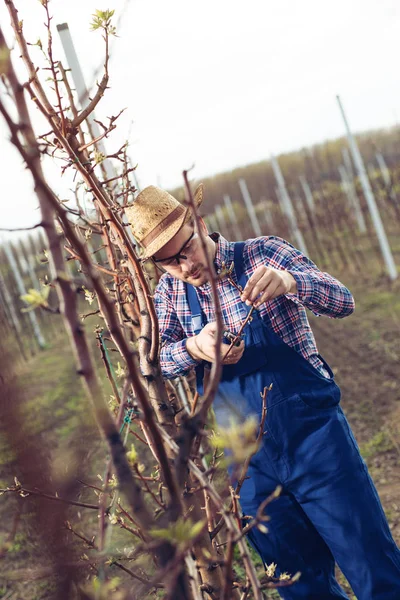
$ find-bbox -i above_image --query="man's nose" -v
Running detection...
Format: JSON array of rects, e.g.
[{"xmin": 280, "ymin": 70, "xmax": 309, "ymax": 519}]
[{"xmin": 180, "ymin": 257, "xmax": 194, "ymax": 273}]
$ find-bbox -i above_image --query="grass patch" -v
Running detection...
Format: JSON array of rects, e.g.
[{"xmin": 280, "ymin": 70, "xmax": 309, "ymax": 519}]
[
  {"xmin": 360, "ymin": 430, "xmax": 394, "ymax": 459},
  {"xmin": 360, "ymin": 290, "xmax": 400, "ymax": 314}
]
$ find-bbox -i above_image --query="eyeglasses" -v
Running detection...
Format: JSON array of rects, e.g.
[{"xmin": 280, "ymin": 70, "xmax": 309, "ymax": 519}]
[{"xmin": 153, "ymin": 231, "xmax": 199, "ymax": 267}]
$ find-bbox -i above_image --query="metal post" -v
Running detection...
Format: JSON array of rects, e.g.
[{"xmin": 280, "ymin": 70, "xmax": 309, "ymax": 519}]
[
  {"xmin": 376, "ymin": 153, "xmax": 390, "ymax": 188},
  {"xmin": 57, "ymin": 22, "xmax": 137, "ymax": 248},
  {"xmin": 215, "ymin": 204, "xmax": 228, "ymax": 237},
  {"xmin": 3, "ymin": 242, "xmax": 46, "ymax": 348},
  {"xmin": 0, "ymin": 263, "xmax": 22, "ymax": 334},
  {"xmin": 338, "ymin": 165, "xmax": 367, "ymax": 233},
  {"xmin": 20, "ymin": 238, "xmax": 41, "ymax": 289},
  {"xmin": 342, "ymin": 147, "xmax": 354, "ymax": 178},
  {"xmin": 270, "ymin": 155, "xmax": 308, "ymax": 256},
  {"xmin": 57, "ymin": 24, "xmax": 112, "ymax": 173},
  {"xmin": 293, "ymin": 189, "xmax": 308, "ymax": 229},
  {"xmin": 238, "ymin": 178, "xmax": 262, "ymax": 238},
  {"xmin": 207, "ymin": 214, "xmax": 219, "ymax": 234},
  {"xmin": 223, "ymin": 194, "xmax": 242, "ymax": 240},
  {"xmin": 274, "ymin": 186, "xmax": 291, "ymax": 241},
  {"xmin": 299, "ymin": 175, "xmax": 315, "ymax": 213},
  {"xmin": 0, "ymin": 266, "xmax": 27, "ymax": 361},
  {"xmin": 213, "ymin": 209, "xmax": 224, "ymax": 233},
  {"xmin": 275, "ymin": 186, "xmax": 284, "ymax": 211},
  {"xmin": 376, "ymin": 152, "xmax": 399, "ymax": 208},
  {"xmin": 259, "ymin": 196, "xmax": 275, "ymax": 231},
  {"xmin": 336, "ymin": 95, "xmax": 397, "ymax": 280}
]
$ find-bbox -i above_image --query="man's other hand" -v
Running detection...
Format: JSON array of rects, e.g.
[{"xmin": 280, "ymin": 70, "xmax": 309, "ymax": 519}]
[{"xmin": 186, "ymin": 322, "xmax": 245, "ymax": 364}]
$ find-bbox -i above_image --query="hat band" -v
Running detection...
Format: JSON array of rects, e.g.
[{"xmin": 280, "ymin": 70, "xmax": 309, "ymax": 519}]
[{"xmin": 141, "ymin": 204, "xmax": 186, "ymax": 248}]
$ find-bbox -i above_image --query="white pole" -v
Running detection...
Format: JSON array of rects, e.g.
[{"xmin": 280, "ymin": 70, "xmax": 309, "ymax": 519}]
[
  {"xmin": 293, "ymin": 190, "xmax": 307, "ymax": 226},
  {"xmin": 270, "ymin": 155, "xmax": 308, "ymax": 256},
  {"xmin": 275, "ymin": 185, "xmax": 295, "ymax": 240},
  {"xmin": 338, "ymin": 165, "xmax": 367, "ymax": 233},
  {"xmin": 259, "ymin": 196, "xmax": 275, "ymax": 231},
  {"xmin": 238, "ymin": 178, "xmax": 262, "ymax": 238},
  {"xmin": 20, "ymin": 239, "xmax": 41, "ymax": 289},
  {"xmin": 275, "ymin": 186, "xmax": 285, "ymax": 213},
  {"xmin": 0, "ymin": 266, "xmax": 22, "ymax": 334},
  {"xmin": 215, "ymin": 204, "xmax": 228, "ymax": 236},
  {"xmin": 223, "ymin": 194, "xmax": 242, "ymax": 240},
  {"xmin": 57, "ymin": 22, "xmax": 137, "ymax": 248},
  {"xmin": 376, "ymin": 152, "xmax": 399, "ymax": 208},
  {"xmin": 342, "ymin": 147, "xmax": 354, "ymax": 178},
  {"xmin": 207, "ymin": 214, "xmax": 219, "ymax": 234},
  {"xmin": 299, "ymin": 175, "xmax": 315, "ymax": 213},
  {"xmin": 213, "ymin": 209, "xmax": 224, "ymax": 233},
  {"xmin": 57, "ymin": 24, "xmax": 113, "ymax": 177},
  {"xmin": 336, "ymin": 95, "xmax": 397, "ymax": 280},
  {"xmin": 376, "ymin": 152, "xmax": 391, "ymax": 188},
  {"xmin": 3, "ymin": 242, "xmax": 46, "ymax": 348}
]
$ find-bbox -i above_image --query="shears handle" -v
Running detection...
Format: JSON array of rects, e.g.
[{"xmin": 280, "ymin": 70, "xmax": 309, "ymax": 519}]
[{"xmin": 222, "ymin": 330, "xmax": 242, "ymax": 347}]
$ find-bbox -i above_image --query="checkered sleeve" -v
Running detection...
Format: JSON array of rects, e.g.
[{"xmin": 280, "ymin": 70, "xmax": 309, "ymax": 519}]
[
  {"xmin": 253, "ymin": 237, "xmax": 355, "ymax": 318},
  {"xmin": 154, "ymin": 278, "xmax": 200, "ymax": 378}
]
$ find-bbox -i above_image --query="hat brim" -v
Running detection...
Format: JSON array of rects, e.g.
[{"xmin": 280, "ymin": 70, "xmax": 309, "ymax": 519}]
[{"xmin": 140, "ymin": 183, "xmax": 204, "ymax": 259}]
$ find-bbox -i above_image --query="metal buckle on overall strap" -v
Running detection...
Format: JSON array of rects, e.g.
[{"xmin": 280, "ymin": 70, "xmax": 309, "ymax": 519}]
[{"xmin": 192, "ymin": 315, "xmax": 203, "ymax": 333}]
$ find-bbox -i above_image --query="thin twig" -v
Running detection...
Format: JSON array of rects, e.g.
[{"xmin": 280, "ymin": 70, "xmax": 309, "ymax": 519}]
[
  {"xmin": 0, "ymin": 223, "xmax": 42, "ymax": 232},
  {"xmin": 0, "ymin": 484, "xmax": 99, "ymax": 510}
]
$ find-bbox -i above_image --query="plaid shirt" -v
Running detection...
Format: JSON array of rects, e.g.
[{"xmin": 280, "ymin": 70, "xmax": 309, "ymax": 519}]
[{"xmin": 154, "ymin": 234, "xmax": 355, "ymax": 379}]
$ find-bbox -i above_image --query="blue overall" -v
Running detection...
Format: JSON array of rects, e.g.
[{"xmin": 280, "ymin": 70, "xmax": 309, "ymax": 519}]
[{"xmin": 186, "ymin": 243, "xmax": 400, "ymax": 599}]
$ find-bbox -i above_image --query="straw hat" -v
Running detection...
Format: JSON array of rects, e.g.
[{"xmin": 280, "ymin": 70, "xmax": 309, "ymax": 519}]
[{"xmin": 125, "ymin": 184, "xmax": 204, "ymax": 259}]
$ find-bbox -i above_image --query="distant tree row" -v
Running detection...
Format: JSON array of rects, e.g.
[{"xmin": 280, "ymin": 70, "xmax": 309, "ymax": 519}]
[{"xmin": 171, "ymin": 126, "xmax": 400, "ymax": 216}]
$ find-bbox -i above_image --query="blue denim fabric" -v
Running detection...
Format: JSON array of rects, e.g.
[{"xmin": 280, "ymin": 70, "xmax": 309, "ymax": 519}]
[{"xmin": 186, "ymin": 243, "xmax": 400, "ymax": 600}]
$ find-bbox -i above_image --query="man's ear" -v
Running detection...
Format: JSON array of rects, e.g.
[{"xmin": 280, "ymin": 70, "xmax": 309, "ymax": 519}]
[{"xmin": 198, "ymin": 216, "xmax": 209, "ymax": 236}]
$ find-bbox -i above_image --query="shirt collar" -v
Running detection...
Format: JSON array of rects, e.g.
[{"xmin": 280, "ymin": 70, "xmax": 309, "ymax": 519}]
[{"xmin": 210, "ymin": 232, "xmax": 233, "ymax": 274}]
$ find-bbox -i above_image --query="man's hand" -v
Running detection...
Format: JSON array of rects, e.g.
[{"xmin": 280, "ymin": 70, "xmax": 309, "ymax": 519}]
[
  {"xmin": 186, "ymin": 322, "xmax": 245, "ymax": 365},
  {"xmin": 241, "ymin": 266, "xmax": 297, "ymax": 307}
]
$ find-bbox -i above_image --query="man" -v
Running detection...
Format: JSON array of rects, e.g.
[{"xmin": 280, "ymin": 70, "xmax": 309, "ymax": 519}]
[{"xmin": 127, "ymin": 185, "xmax": 400, "ymax": 599}]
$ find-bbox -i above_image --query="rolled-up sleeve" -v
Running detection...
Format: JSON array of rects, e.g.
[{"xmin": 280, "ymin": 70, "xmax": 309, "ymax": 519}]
[
  {"xmin": 254, "ymin": 237, "xmax": 355, "ymax": 318},
  {"xmin": 154, "ymin": 279, "xmax": 199, "ymax": 378},
  {"xmin": 287, "ymin": 266, "xmax": 355, "ymax": 318}
]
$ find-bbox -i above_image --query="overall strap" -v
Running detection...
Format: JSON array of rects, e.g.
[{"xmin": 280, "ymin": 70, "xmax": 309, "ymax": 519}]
[
  {"xmin": 185, "ymin": 283, "xmax": 206, "ymax": 334},
  {"xmin": 185, "ymin": 283, "xmax": 207, "ymax": 392},
  {"xmin": 186, "ymin": 240, "xmax": 246, "ymax": 333},
  {"xmin": 233, "ymin": 242, "xmax": 246, "ymax": 288}
]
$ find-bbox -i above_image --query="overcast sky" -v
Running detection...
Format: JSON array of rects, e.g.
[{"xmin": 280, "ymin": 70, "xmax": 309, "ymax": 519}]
[{"xmin": 1, "ymin": 0, "xmax": 399, "ymax": 237}]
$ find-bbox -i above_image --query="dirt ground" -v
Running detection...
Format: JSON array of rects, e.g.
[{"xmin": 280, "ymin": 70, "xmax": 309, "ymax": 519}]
[
  {"xmin": 310, "ymin": 277, "xmax": 400, "ymax": 598},
  {"xmin": 0, "ymin": 274, "xmax": 400, "ymax": 599},
  {"xmin": 312, "ymin": 280, "xmax": 400, "ymax": 538}
]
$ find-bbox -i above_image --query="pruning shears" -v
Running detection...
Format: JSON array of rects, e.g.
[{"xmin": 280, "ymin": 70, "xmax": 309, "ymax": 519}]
[{"xmin": 222, "ymin": 329, "xmax": 242, "ymax": 347}]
